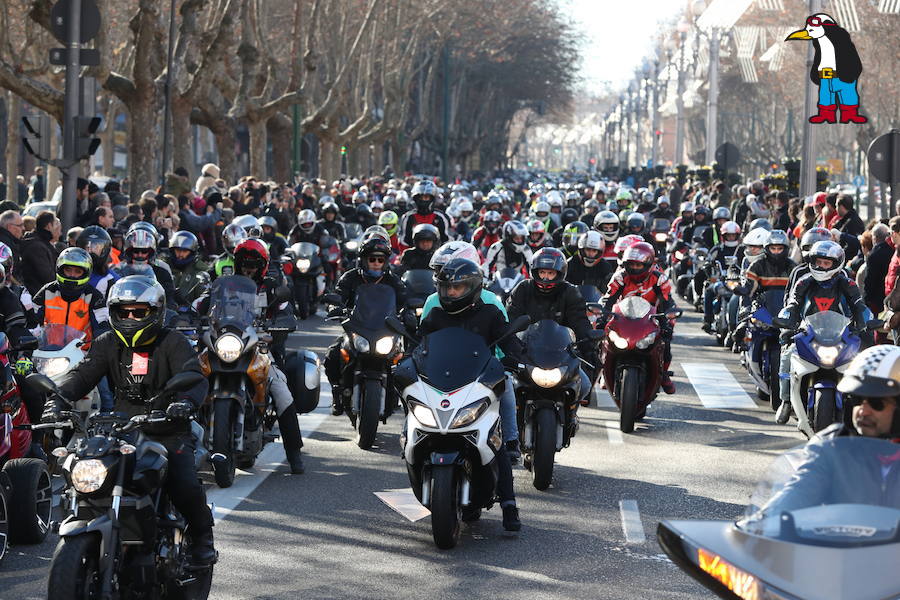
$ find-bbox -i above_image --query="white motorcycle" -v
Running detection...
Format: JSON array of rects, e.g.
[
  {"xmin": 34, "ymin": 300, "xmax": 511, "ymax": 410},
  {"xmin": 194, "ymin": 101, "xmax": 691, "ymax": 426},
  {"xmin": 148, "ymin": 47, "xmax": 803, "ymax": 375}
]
[{"xmin": 31, "ymin": 324, "xmax": 98, "ymax": 415}]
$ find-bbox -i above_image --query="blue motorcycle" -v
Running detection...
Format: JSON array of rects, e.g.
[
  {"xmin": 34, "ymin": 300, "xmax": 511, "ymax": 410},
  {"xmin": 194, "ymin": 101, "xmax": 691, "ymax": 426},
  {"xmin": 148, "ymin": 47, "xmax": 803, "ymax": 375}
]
[{"xmin": 741, "ymin": 290, "xmax": 785, "ymax": 410}]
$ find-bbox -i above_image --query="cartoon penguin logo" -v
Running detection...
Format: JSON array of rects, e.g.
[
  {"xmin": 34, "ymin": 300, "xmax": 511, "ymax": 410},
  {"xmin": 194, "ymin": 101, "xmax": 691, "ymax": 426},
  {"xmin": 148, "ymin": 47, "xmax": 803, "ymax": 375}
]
[{"xmin": 786, "ymin": 13, "xmax": 867, "ymax": 124}]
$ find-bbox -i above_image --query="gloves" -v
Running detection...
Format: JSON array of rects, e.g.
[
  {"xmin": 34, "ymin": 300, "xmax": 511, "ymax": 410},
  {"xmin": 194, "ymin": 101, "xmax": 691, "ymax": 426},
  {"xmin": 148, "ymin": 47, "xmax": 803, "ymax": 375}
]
[
  {"xmin": 41, "ymin": 401, "xmax": 61, "ymax": 424},
  {"xmin": 165, "ymin": 401, "xmax": 194, "ymax": 420},
  {"xmin": 15, "ymin": 357, "xmax": 34, "ymax": 377}
]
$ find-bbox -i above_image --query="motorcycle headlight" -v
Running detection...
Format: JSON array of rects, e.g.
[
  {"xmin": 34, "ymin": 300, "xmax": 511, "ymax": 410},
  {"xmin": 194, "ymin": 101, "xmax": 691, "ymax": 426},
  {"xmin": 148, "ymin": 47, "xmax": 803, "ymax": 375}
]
[
  {"xmin": 655, "ymin": 233, "xmax": 668, "ymax": 242},
  {"xmin": 531, "ymin": 367, "xmax": 563, "ymax": 388},
  {"xmin": 813, "ymin": 343, "xmax": 839, "ymax": 367},
  {"xmin": 71, "ymin": 459, "xmax": 108, "ymax": 494},
  {"xmin": 374, "ymin": 336, "xmax": 395, "ymax": 355},
  {"xmin": 608, "ymin": 329, "xmax": 629, "ymax": 349},
  {"xmin": 635, "ymin": 331, "xmax": 657, "ymax": 349},
  {"xmin": 345, "ymin": 241, "xmax": 359, "ymax": 252},
  {"xmin": 450, "ymin": 398, "xmax": 489, "ymax": 428},
  {"xmin": 415, "ymin": 307, "xmax": 423, "ymax": 317},
  {"xmin": 410, "ymin": 402, "xmax": 437, "ymax": 428},
  {"xmin": 296, "ymin": 258, "xmax": 311, "ymax": 272},
  {"xmin": 35, "ymin": 357, "xmax": 70, "ymax": 378},
  {"xmin": 215, "ymin": 333, "xmax": 244, "ymax": 363},
  {"xmin": 726, "ymin": 280, "xmax": 739, "ymax": 290},
  {"xmin": 353, "ymin": 334, "xmax": 370, "ymax": 353}
]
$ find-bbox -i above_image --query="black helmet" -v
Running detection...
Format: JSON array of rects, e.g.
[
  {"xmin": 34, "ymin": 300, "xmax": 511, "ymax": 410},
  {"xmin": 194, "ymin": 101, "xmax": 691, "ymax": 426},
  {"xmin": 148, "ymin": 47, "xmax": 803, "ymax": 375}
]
[
  {"xmin": 764, "ymin": 229, "xmax": 790, "ymax": 265},
  {"xmin": 412, "ymin": 223, "xmax": 439, "ymax": 248},
  {"xmin": 170, "ymin": 231, "xmax": 200, "ymax": 269},
  {"xmin": 76, "ymin": 225, "xmax": 112, "ymax": 274},
  {"xmin": 694, "ymin": 205, "xmax": 711, "ymax": 222},
  {"xmin": 358, "ymin": 237, "xmax": 391, "ymax": 280},
  {"xmin": 837, "ymin": 345, "xmax": 900, "ymax": 437},
  {"xmin": 560, "ymin": 207, "xmax": 579, "ymax": 228},
  {"xmin": 435, "ymin": 258, "xmax": 482, "ymax": 314},
  {"xmin": 529, "ymin": 247, "xmax": 567, "ymax": 294},
  {"xmin": 107, "ymin": 275, "xmax": 166, "ymax": 347}
]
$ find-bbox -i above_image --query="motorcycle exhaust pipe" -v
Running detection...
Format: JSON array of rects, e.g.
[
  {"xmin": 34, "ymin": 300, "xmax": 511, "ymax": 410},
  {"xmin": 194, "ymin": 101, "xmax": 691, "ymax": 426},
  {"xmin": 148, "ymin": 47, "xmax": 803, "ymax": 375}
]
[{"xmin": 460, "ymin": 477, "xmax": 471, "ymax": 507}]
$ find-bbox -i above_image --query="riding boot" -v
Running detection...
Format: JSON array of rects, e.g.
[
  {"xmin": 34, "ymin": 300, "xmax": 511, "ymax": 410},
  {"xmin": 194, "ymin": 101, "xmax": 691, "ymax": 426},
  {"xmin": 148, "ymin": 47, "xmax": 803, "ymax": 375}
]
[
  {"xmin": 808, "ymin": 104, "xmax": 837, "ymax": 124},
  {"xmin": 331, "ymin": 385, "xmax": 344, "ymax": 415},
  {"xmin": 189, "ymin": 529, "xmax": 217, "ymax": 568},
  {"xmin": 278, "ymin": 406, "xmax": 305, "ymax": 474}
]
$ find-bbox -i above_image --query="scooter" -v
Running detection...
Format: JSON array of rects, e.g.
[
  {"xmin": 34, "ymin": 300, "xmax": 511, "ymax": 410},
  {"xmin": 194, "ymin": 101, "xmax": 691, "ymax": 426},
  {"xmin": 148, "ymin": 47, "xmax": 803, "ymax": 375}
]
[{"xmin": 658, "ymin": 436, "xmax": 900, "ymax": 600}]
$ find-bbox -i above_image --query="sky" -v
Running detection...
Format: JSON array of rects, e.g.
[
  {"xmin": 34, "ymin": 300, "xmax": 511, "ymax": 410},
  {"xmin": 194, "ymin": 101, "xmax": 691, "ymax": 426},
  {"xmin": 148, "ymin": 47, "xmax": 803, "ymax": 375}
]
[{"xmin": 559, "ymin": 0, "xmax": 685, "ymax": 92}]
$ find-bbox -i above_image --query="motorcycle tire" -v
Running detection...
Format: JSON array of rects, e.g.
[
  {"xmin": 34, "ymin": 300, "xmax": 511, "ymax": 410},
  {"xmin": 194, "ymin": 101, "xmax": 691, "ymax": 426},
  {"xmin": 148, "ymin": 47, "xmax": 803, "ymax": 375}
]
[
  {"xmin": 619, "ymin": 367, "xmax": 640, "ymax": 434},
  {"xmin": 430, "ymin": 465, "xmax": 461, "ymax": 549},
  {"xmin": 212, "ymin": 400, "xmax": 237, "ymax": 488},
  {"xmin": 47, "ymin": 535, "xmax": 103, "ymax": 600},
  {"xmin": 767, "ymin": 346, "xmax": 782, "ymax": 413},
  {"xmin": 0, "ymin": 482, "xmax": 8, "ymax": 566},
  {"xmin": 237, "ymin": 456, "xmax": 256, "ymax": 470},
  {"xmin": 531, "ymin": 408, "xmax": 556, "ymax": 491},
  {"xmin": 356, "ymin": 379, "xmax": 381, "ymax": 450},
  {"xmin": 4, "ymin": 458, "xmax": 52, "ymax": 544},
  {"xmin": 812, "ymin": 388, "xmax": 837, "ymax": 432}
]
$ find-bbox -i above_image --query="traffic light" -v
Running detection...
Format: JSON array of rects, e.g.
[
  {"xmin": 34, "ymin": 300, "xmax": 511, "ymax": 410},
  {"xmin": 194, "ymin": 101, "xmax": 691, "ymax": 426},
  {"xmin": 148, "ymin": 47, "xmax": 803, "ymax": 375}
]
[
  {"xmin": 74, "ymin": 116, "xmax": 101, "ymax": 159},
  {"xmin": 589, "ymin": 157, "xmax": 596, "ymax": 165},
  {"xmin": 340, "ymin": 145, "xmax": 348, "ymax": 156},
  {"xmin": 21, "ymin": 115, "xmax": 51, "ymax": 160}
]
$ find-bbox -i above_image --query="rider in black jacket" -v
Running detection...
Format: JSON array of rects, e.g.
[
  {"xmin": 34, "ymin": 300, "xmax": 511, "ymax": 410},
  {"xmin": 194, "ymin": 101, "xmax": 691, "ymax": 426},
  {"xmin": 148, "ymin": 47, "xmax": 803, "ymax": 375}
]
[
  {"xmin": 45, "ymin": 275, "xmax": 217, "ymax": 567},
  {"xmin": 397, "ymin": 223, "xmax": 438, "ymax": 274}
]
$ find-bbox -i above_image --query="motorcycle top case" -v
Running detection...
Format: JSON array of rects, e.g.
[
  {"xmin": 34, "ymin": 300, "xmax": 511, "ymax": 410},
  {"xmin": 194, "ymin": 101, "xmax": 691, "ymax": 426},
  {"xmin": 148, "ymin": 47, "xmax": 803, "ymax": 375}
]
[{"xmin": 286, "ymin": 349, "xmax": 321, "ymax": 413}]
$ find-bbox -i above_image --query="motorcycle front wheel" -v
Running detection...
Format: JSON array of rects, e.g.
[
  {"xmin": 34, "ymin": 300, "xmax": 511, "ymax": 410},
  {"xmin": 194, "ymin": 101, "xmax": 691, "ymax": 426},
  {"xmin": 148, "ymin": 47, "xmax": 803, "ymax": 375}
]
[
  {"xmin": 430, "ymin": 466, "xmax": 461, "ymax": 549},
  {"xmin": 47, "ymin": 535, "xmax": 103, "ymax": 600},
  {"xmin": 618, "ymin": 367, "xmax": 641, "ymax": 434},
  {"xmin": 212, "ymin": 400, "xmax": 237, "ymax": 488},
  {"xmin": 767, "ymin": 345, "xmax": 782, "ymax": 412},
  {"xmin": 531, "ymin": 408, "xmax": 556, "ymax": 491},
  {"xmin": 0, "ymin": 483, "xmax": 8, "ymax": 565},
  {"xmin": 356, "ymin": 379, "xmax": 382, "ymax": 450},
  {"xmin": 812, "ymin": 387, "xmax": 836, "ymax": 432}
]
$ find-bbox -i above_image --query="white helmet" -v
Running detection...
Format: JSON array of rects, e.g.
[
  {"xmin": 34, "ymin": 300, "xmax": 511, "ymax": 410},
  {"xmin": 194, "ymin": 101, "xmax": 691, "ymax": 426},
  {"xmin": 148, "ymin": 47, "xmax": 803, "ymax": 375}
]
[
  {"xmin": 808, "ymin": 240, "xmax": 845, "ymax": 282},
  {"xmin": 502, "ymin": 220, "xmax": 528, "ymax": 253},
  {"xmin": 680, "ymin": 201, "xmax": 695, "ymax": 214},
  {"xmin": 578, "ymin": 231, "xmax": 605, "ymax": 267},
  {"xmin": 534, "ymin": 201, "xmax": 551, "ymax": 217},
  {"xmin": 743, "ymin": 228, "xmax": 769, "ymax": 264},
  {"xmin": 430, "ymin": 241, "xmax": 481, "ymax": 270},
  {"xmin": 593, "ymin": 210, "xmax": 620, "ymax": 242},
  {"xmin": 297, "ymin": 209, "xmax": 317, "ymax": 233},
  {"xmin": 458, "ymin": 200, "xmax": 474, "ymax": 214}
]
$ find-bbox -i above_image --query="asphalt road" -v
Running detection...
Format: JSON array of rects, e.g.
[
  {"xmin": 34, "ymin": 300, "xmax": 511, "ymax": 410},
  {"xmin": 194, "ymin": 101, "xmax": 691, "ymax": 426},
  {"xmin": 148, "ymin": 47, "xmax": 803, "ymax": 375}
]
[{"xmin": 0, "ymin": 306, "xmax": 805, "ymax": 600}]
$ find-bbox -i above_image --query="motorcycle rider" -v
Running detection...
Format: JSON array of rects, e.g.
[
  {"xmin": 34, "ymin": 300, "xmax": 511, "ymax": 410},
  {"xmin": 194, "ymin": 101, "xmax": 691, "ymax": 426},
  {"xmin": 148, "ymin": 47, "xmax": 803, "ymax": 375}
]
[
  {"xmin": 398, "ymin": 223, "xmax": 439, "ymax": 273},
  {"xmin": 377, "ymin": 210, "xmax": 405, "ymax": 254},
  {"xmin": 580, "ymin": 199, "xmax": 601, "ymax": 227},
  {"xmin": 600, "ymin": 242, "xmax": 678, "ymax": 394},
  {"xmin": 699, "ymin": 221, "xmax": 744, "ymax": 333},
  {"xmin": 259, "ymin": 215, "xmax": 288, "ymax": 258},
  {"xmin": 34, "ymin": 248, "xmax": 108, "ymax": 348},
  {"xmin": 566, "ymin": 230, "xmax": 613, "ymax": 290},
  {"xmin": 319, "ymin": 201, "xmax": 346, "ymax": 241},
  {"xmin": 113, "ymin": 229, "xmax": 181, "ymax": 308},
  {"xmin": 211, "ymin": 223, "xmax": 248, "ymax": 280},
  {"xmin": 76, "ymin": 226, "xmax": 119, "ymax": 298},
  {"xmin": 419, "ymin": 257, "xmax": 522, "ymax": 531},
  {"xmin": 682, "ymin": 205, "xmax": 714, "ymax": 248},
  {"xmin": 559, "ymin": 221, "xmax": 589, "ymax": 258},
  {"xmin": 670, "ymin": 201, "xmax": 694, "ymax": 240},
  {"xmin": 593, "ymin": 210, "xmax": 621, "ymax": 266},
  {"xmin": 483, "ymin": 220, "xmax": 531, "ymax": 277},
  {"xmin": 551, "ymin": 208, "xmax": 581, "ymax": 247},
  {"xmin": 786, "ymin": 227, "xmax": 833, "ymax": 293},
  {"xmin": 452, "ymin": 199, "xmax": 475, "ymax": 242},
  {"xmin": 526, "ymin": 219, "xmax": 551, "ymax": 252},
  {"xmin": 324, "ymin": 237, "xmax": 406, "ymax": 415},
  {"xmin": 45, "ymin": 275, "xmax": 217, "ymax": 566},
  {"xmin": 649, "ymin": 196, "xmax": 675, "ymax": 222},
  {"xmin": 472, "ymin": 210, "xmax": 503, "ymax": 256},
  {"xmin": 399, "ymin": 180, "xmax": 450, "ymax": 247},
  {"xmin": 290, "ymin": 209, "xmax": 328, "ymax": 246},
  {"xmin": 167, "ymin": 231, "xmax": 212, "ymax": 305}
]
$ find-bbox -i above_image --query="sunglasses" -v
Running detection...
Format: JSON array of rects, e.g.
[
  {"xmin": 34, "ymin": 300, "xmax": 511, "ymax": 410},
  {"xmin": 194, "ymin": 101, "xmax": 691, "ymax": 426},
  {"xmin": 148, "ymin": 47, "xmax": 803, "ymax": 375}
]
[
  {"xmin": 115, "ymin": 306, "xmax": 150, "ymax": 319},
  {"xmin": 852, "ymin": 397, "xmax": 893, "ymax": 412},
  {"xmin": 367, "ymin": 256, "xmax": 386, "ymax": 264},
  {"xmin": 806, "ymin": 16, "xmax": 833, "ymax": 27},
  {"xmin": 131, "ymin": 248, "xmax": 151, "ymax": 255}
]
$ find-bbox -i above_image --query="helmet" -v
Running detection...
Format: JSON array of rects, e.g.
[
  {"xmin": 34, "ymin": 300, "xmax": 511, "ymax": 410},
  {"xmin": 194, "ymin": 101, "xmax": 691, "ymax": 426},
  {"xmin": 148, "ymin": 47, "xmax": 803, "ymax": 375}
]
[
  {"xmin": 800, "ymin": 227, "xmax": 832, "ymax": 259},
  {"xmin": 712, "ymin": 206, "xmax": 731, "ymax": 221},
  {"xmin": 720, "ymin": 221, "xmax": 742, "ymax": 247},
  {"xmin": 458, "ymin": 200, "xmax": 474, "ymax": 215},
  {"xmin": 258, "ymin": 215, "xmax": 278, "ymax": 233},
  {"xmin": 222, "ymin": 223, "xmax": 248, "ymax": 255},
  {"xmin": 808, "ymin": 240, "xmax": 844, "ymax": 282},
  {"xmin": 578, "ymin": 230, "xmax": 605, "ymax": 267},
  {"xmin": 127, "ymin": 221, "xmax": 160, "ymax": 245},
  {"xmin": 837, "ymin": 345, "xmax": 900, "ymax": 437},
  {"xmin": 233, "ymin": 214, "xmax": 261, "ymax": 237},
  {"xmin": 583, "ymin": 199, "xmax": 600, "ymax": 213},
  {"xmin": 530, "ymin": 247, "xmax": 567, "ymax": 294},
  {"xmin": 680, "ymin": 201, "xmax": 695, "ymax": 215},
  {"xmin": 502, "ymin": 220, "xmax": 528, "ymax": 253},
  {"xmin": 352, "ymin": 190, "xmax": 368, "ymax": 205},
  {"xmin": 108, "ymin": 275, "xmax": 166, "ymax": 347},
  {"xmin": 56, "ymin": 247, "xmax": 92, "ymax": 293},
  {"xmin": 547, "ymin": 195, "xmax": 563, "ymax": 211},
  {"xmin": 526, "ymin": 219, "xmax": 547, "ymax": 246},
  {"xmin": 430, "ymin": 241, "xmax": 480, "ymax": 271},
  {"xmin": 356, "ymin": 204, "xmax": 373, "ymax": 222},
  {"xmin": 560, "ymin": 207, "xmax": 579, "ymax": 228},
  {"xmin": 565, "ymin": 191, "xmax": 581, "ymax": 206},
  {"xmin": 483, "ymin": 210, "xmax": 502, "ymax": 233},
  {"xmin": 233, "ymin": 238, "xmax": 270, "ymax": 283},
  {"xmin": 561, "ymin": 221, "xmax": 589, "ymax": 252},
  {"xmin": 657, "ymin": 196, "xmax": 670, "ymax": 208},
  {"xmin": 358, "ymin": 237, "xmax": 391, "ymax": 278},
  {"xmin": 621, "ymin": 242, "xmax": 655, "ymax": 280},
  {"xmin": 613, "ymin": 234, "xmax": 645, "ymax": 258},
  {"xmin": 322, "ymin": 201, "xmax": 339, "ymax": 219},
  {"xmin": 412, "ymin": 223, "xmax": 439, "ymax": 248},
  {"xmin": 123, "ymin": 229, "xmax": 157, "ymax": 263},
  {"xmin": 615, "ymin": 188, "xmax": 633, "ymax": 203},
  {"xmin": 694, "ymin": 205, "xmax": 711, "ymax": 222},
  {"xmin": 411, "ymin": 180, "xmax": 437, "ymax": 212},
  {"xmin": 743, "ymin": 228, "xmax": 769, "ymax": 264},
  {"xmin": 593, "ymin": 211, "xmax": 620, "ymax": 242},
  {"xmin": 533, "ymin": 201, "xmax": 550, "ymax": 218},
  {"xmin": 0, "ymin": 243, "xmax": 12, "ymax": 286},
  {"xmin": 748, "ymin": 218, "xmax": 772, "ymax": 232},
  {"xmin": 378, "ymin": 210, "xmax": 399, "ymax": 236},
  {"xmin": 436, "ymin": 258, "xmax": 483, "ymax": 314},
  {"xmin": 362, "ymin": 225, "xmax": 390, "ymax": 243},
  {"xmin": 75, "ymin": 226, "xmax": 112, "ymax": 273},
  {"xmin": 485, "ymin": 192, "xmax": 502, "ymax": 211},
  {"xmin": 297, "ymin": 209, "xmax": 317, "ymax": 234},
  {"xmin": 318, "ymin": 194, "xmax": 336, "ymax": 206},
  {"xmin": 625, "ymin": 212, "xmax": 646, "ymax": 233},
  {"xmin": 169, "ymin": 231, "xmax": 200, "ymax": 269}
]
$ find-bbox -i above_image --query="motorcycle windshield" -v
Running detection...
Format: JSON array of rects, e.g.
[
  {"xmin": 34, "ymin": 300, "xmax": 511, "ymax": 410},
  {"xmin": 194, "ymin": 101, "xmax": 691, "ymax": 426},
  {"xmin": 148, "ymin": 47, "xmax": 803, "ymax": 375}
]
[
  {"xmin": 344, "ymin": 223, "xmax": 363, "ymax": 240},
  {"xmin": 578, "ymin": 284, "xmax": 601, "ymax": 303},
  {"xmin": 208, "ymin": 275, "xmax": 258, "ymax": 331},
  {"xmin": 691, "ymin": 225, "xmax": 710, "ymax": 244},
  {"xmin": 414, "ymin": 327, "xmax": 492, "ymax": 392},
  {"xmin": 290, "ymin": 242, "xmax": 319, "ymax": 259},
  {"xmin": 615, "ymin": 296, "xmax": 654, "ymax": 319},
  {"xmin": 349, "ymin": 284, "xmax": 396, "ymax": 335},
  {"xmin": 738, "ymin": 437, "xmax": 900, "ymax": 546},
  {"xmin": 804, "ymin": 310, "xmax": 850, "ymax": 345},
  {"xmin": 402, "ymin": 269, "xmax": 436, "ymax": 298},
  {"xmin": 37, "ymin": 324, "xmax": 85, "ymax": 350},
  {"xmin": 651, "ymin": 218, "xmax": 670, "ymax": 232},
  {"xmin": 495, "ymin": 267, "xmax": 520, "ymax": 281},
  {"xmin": 521, "ymin": 320, "xmax": 574, "ymax": 367}
]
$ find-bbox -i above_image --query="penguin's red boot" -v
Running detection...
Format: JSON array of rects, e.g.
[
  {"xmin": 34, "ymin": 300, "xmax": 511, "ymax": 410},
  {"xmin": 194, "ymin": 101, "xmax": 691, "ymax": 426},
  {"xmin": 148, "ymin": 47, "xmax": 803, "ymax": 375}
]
[
  {"xmin": 808, "ymin": 104, "xmax": 837, "ymax": 123},
  {"xmin": 839, "ymin": 105, "xmax": 867, "ymax": 124}
]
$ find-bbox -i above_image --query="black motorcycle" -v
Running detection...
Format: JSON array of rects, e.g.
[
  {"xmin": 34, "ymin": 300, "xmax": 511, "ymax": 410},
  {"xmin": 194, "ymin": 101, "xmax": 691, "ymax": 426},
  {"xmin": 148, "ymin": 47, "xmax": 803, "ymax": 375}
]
[
  {"xmin": 516, "ymin": 320, "xmax": 593, "ymax": 490},
  {"xmin": 401, "ymin": 269, "xmax": 436, "ymax": 318},
  {"xmin": 325, "ymin": 284, "xmax": 401, "ymax": 449},
  {"xmin": 284, "ymin": 241, "xmax": 323, "ymax": 320},
  {"xmin": 26, "ymin": 371, "xmax": 213, "ymax": 600}
]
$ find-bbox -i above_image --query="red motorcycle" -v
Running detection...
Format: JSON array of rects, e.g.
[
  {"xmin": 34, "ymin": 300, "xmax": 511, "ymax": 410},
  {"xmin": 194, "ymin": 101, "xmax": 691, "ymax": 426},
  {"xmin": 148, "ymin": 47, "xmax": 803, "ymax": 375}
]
[
  {"xmin": 0, "ymin": 332, "xmax": 51, "ymax": 564},
  {"xmin": 600, "ymin": 296, "xmax": 676, "ymax": 434}
]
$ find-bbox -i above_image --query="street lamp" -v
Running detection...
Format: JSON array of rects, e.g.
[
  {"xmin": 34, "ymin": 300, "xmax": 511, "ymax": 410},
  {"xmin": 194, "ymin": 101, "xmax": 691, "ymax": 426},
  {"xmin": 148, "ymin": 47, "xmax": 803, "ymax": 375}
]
[{"xmin": 674, "ymin": 17, "xmax": 691, "ymax": 168}]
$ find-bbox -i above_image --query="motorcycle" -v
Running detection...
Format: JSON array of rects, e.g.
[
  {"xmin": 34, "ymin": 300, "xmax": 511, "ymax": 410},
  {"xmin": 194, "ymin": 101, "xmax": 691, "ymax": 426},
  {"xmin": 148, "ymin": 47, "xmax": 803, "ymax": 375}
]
[
  {"xmin": 320, "ymin": 234, "xmax": 342, "ymax": 291},
  {"xmin": 32, "ymin": 324, "xmax": 99, "ymax": 415},
  {"xmin": 26, "ymin": 372, "xmax": 214, "ymax": 600},
  {"xmin": 741, "ymin": 289, "xmax": 785, "ymax": 410},
  {"xmin": 516, "ymin": 320, "xmax": 594, "ymax": 490},
  {"xmin": 325, "ymin": 284, "xmax": 401, "ymax": 449},
  {"xmin": 578, "ymin": 285, "xmax": 603, "ymax": 330},
  {"xmin": 401, "ymin": 269, "xmax": 436, "ymax": 318},
  {"xmin": 197, "ymin": 276, "xmax": 304, "ymax": 488},
  {"xmin": 601, "ymin": 297, "xmax": 678, "ymax": 433},
  {"xmin": 283, "ymin": 241, "xmax": 323, "ymax": 320},
  {"xmin": 710, "ymin": 257, "xmax": 739, "ymax": 347},
  {"xmin": 341, "ymin": 223, "xmax": 364, "ymax": 270},
  {"xmin": 649, "ymin": 218, "xmax": 671, "ymax": 262},
  {"xmin": 0, "ymin": 333, "xmax": 49, "ymax": 564},
  {"xmin": 388, "ymin": 316, "xmax": 528, "ymax": 549},
  {"xmin": 658, "ymin": 436, "xmax": 900, "ymax": 600},
  {"xmin": 487, "ymin": 267, "xmax": 524, "ymax": 305},
  {"xmin": 668, "ymin": 240, "xmax": 693, "ymax": 298}
]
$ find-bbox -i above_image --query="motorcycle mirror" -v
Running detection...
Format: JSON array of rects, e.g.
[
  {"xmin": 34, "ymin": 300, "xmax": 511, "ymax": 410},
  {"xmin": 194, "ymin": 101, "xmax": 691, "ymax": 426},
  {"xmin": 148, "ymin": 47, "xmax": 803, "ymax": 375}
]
[
  {"xmin": 323, "ymin": 293, "xmax": 342, "ymax": 306},
  {"xmin": 492, "ymin": 315, "xmax": 530, "ymax": 348},
  {"xmin": 407, "ymin": 298, "xmax": 424, "ymax": 310},
  {"xmin": 866, "ymin": 319, "xmax": 884, "ymax": 331},
  {"xmin": 385, "ymin": 315, "xmax": 406, "ymax": 337},
  {"xmin": 163, "ymin": 371, "xmax": 206, "ymax": 393},
  {"xmin": 772, "ymin": 316, "xmax": 790, "ymax": 329},
  {"xmin": 14, "ymin": 335, "xmax": 39, "ymax": 352},
  {"xmin": 25, "ymin": 373, "xmax": 58, "ymax": 395}
]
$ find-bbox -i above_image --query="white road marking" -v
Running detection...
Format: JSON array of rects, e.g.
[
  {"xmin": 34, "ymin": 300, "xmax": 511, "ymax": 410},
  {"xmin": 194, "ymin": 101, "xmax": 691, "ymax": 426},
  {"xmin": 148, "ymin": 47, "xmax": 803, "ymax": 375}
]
[
  {"xmin": 594, "ymin": 386, "xmax": 617, "ymax": 409},
  {"xmin": 373, "ymin": 488, "xmax": 430, "ymax": 522},
  {"xmin": 604, "ymin": 421, "xmax": 624, "ymax": 445},
  {"xmin": 619, "ymin": 499, "xmax": 646, "ymax": 544},
  {"xmin": 681, "ymin": 362, "xmax": 756, "ymax": 409}
]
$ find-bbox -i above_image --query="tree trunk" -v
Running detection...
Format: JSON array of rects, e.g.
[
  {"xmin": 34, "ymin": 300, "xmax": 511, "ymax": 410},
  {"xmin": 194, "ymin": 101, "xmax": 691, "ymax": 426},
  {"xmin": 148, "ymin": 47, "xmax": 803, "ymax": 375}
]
[
  {"xmin": 247, "ymin": 118, "xmax": 267, "ymax": 179},
  {"xmin": 319, "ymin": 138, "xmax": 336, "ymax": 183},
  {"xmin": 211, "ymin": 123, "xmax": 237, "ymax": 184},
  {"xmin": 268, "ymin": 114, "xmax": 291, "ymax": 184},
  {"xmin": 171, "ymin": 96, "xmax": 193, "ymax": 176},
  {"xmin": 5, "ymin": 93, "xmax": 20, "ymax": 203},
  {"xmin": 101, "ymin": 104, "xmax": 116, "ymax": 178},
  {"xmin": 127, "ymin": 95, "xmax": 159, "ymax": 198},
  {"xmin": 47, "ymin": 122, "xmax": 60, "ymax": 195}
]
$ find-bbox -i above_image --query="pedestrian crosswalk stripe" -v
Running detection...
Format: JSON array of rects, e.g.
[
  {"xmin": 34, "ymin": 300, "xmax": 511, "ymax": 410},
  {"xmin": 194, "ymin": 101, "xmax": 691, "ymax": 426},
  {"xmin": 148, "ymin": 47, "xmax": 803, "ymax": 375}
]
[
  {"xmin": 374, "ymin": 489, "xmax": 430, "ymax": 522},
  {"xmin": 681, "ymin": 362, "xmax": 756, "ymax": 408},
  {"xmin": 619, "ymin": 499, "xmax": 646, "ymax": 543}
]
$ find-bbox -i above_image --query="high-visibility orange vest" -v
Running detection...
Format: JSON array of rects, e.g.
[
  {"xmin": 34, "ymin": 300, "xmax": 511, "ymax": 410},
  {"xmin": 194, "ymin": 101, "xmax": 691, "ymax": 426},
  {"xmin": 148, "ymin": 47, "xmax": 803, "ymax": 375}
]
[
  {"xmin": 42, "ymin": 289, "xmax": 94, "ymax": 347},
  {"xmin": 110, "ymin": 247, "xmax": 122, "ymax": 265}
]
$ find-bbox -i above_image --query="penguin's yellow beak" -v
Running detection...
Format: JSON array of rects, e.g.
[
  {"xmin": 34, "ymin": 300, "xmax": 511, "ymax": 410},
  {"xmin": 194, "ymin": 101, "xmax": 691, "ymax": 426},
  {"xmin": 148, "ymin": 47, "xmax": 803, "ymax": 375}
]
[{"xmin": 785, "ymin": 29, "xmax": 812, "ymax": 41}]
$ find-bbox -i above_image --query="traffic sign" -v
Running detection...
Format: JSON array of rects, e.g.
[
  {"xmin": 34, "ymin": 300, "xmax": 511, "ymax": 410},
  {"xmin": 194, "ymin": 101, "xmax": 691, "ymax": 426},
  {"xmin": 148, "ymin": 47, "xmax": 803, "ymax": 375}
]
[
  {"xmin": 867, "ymin": 130, "xmax": 900, "ymax": 184},
  {"xmin": 714, "ymin": 142, "xmax": 740, "ymax": 170},
  {"xmin": 50, "ymin": 0, "xmax": 101, "ymax": 44},
  {"xmin": 852, "ymin": 175, "xmax": 865, "ymax": 187},
  {"xmin": 21, "ymin": 116, "xmax": 51, "ymax": 161}
]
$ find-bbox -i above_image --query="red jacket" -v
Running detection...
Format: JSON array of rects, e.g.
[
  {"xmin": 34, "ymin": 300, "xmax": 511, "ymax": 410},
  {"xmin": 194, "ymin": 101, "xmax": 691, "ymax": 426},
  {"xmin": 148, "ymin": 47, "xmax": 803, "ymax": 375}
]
[
  {"xmin": 602, "ymin": 267, "xmax": 675, "ymax": 313},
  {"xmin": 885, "ymin": 250, "xmax": 900, "ymax": 299}
]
